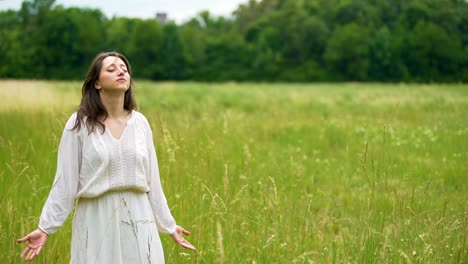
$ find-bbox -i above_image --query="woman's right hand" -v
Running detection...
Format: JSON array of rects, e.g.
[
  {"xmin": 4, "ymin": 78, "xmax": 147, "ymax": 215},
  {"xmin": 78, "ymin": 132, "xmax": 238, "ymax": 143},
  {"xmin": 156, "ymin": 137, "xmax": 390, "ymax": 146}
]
[{"xmin": 17, "ymin": 229, "xmax": 48, "ymax": 261}]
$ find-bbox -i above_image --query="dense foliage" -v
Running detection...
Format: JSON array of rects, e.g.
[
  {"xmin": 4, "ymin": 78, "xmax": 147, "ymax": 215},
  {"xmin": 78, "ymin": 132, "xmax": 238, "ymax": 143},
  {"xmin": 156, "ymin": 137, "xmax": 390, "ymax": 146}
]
[{"xmin": 0, "ymin": 0, "xmax": 467, "ymax": 82}]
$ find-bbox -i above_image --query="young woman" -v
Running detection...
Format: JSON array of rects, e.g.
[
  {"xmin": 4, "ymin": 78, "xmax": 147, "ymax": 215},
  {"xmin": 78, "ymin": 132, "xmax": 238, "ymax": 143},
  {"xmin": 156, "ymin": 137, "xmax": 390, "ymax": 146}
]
[{"xmin": 17, "ymin": 52, "xmax": 195, "ymax": 263}]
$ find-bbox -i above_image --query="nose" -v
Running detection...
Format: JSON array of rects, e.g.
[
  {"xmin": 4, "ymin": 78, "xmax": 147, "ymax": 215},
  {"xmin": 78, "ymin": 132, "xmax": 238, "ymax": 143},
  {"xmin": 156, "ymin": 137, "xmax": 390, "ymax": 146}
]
[{"xmin": 117, "ymin": 68, "xmax": 125, "ymax": 75}]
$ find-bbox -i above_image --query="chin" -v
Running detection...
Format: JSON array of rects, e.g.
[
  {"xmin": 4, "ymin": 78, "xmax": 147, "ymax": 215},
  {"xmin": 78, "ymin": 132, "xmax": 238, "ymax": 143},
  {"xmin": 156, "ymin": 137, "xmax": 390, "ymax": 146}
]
[
  {"xmin": 115, "ymin": 84, "xmax": 130, "ymax": 90},
  {"xmin": 103, "ymin": 86, "xmax": 130, "ymax": 93}
]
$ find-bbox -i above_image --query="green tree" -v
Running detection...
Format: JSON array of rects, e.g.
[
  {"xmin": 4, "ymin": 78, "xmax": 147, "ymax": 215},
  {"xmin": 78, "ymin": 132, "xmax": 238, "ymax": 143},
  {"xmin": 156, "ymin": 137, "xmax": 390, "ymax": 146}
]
[
  {"xmin": 251, "ymin": 26, "xmax": 282, "ymax": 80},
  {"xmin": 0, "ymin": 0, "xmax": 467, "ymax": 82},
  {"xmin": 201, "ymin": 35, "xmax": 252, "ymax": 81},
  {"xmin": 180, "ymin": 22, "xmax": 206, "ymax": 80},
  {"xmin": 324, "ymin": 23, "xmax": 372, "ymax": 81},
  {"xmin": 368, "ymin": 26, "xmax": 408, "ymax": 81},
  {"xmin": 127, "ymin": 19, "xmax": 163, "ymax": 79},
  {"xmin": 15, "ymin": 0, "xmax": 57, "ymax": 78},
  {"xmin": 36, "ymin": 6, "xmax": 105, "ymax": 78},
  {"xmin": 105, "ymin": 17, "xmax": 137, "ymax": 55},
  {"xmin": 0, "ymin": 10, "xmax": 23, "ymax": 77},
  {"xmin": 402, "ymin": 21, "xmax": 463, "ymax": 81},
  {"xmin": 399, "ymin": 0, "xmax": 431, "ymax": 29},
  {"xmin": 159, "ymin": 23, "xmax": 187, "ymax": 80}
]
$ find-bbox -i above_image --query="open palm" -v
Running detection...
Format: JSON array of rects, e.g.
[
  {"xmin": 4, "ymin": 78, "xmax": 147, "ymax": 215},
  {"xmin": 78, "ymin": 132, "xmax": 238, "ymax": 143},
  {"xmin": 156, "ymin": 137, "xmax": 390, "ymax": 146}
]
[
  {"xmin": 18, "ymin": 229, "xmax": 48, "ymax": 261},
  {"xmin": 171, "ymin": 225, "xmax": 196, "ymax": 251}
]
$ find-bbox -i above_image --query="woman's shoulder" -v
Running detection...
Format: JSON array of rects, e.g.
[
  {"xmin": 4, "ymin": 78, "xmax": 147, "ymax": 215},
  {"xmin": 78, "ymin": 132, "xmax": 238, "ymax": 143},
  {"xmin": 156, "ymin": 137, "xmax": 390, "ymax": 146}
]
[
  {"xmin": 64, "ymin": 112, "xmax": 79, "ymax": 130},
  {"xmin": 131, "ymin": 110, "xmax": 152, "ymax": 128},
  {"xmin": 132, "ymin": 110, "xmax": 148, "ymax": 122}
]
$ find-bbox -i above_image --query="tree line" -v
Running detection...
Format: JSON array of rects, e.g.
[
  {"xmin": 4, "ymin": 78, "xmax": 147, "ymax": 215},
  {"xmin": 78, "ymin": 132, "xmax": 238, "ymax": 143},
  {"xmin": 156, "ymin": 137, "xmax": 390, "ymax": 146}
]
[{"xmin": 0, "ymin": 0, "xmax": 467, "ymax": 82}]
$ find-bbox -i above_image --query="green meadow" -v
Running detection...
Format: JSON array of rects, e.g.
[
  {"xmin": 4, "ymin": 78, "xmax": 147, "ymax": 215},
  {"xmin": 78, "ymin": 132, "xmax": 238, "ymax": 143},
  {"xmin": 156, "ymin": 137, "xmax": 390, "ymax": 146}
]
[{"xmin": 0, "ymin": 81, "xmax": 466, "ymax": 263}]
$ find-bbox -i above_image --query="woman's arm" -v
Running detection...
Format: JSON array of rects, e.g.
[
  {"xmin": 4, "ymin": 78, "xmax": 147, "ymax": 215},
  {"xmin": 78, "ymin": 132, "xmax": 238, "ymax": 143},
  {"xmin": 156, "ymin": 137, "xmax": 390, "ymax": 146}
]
[
  {"xmin": 143, "ymin": 117, "xmax": 195, "ymax": 251},
  {"xmin": 18, "ymin": 114, "xmax": 82, "ymax": 261},
  {"xmin": 144, "ymin": 118, "xmax": 177, "ymax": 234},
  {"xmin": 38, "ymin": 113, "xmax": 81, "ymax": 234}
]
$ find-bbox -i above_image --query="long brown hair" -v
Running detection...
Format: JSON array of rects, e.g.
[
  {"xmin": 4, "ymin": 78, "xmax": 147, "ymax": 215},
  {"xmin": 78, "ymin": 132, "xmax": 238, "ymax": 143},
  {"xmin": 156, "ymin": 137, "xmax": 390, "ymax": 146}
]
[{"xmin": 72, "ymin": 51, "xmax": 137, "ymax": 134}]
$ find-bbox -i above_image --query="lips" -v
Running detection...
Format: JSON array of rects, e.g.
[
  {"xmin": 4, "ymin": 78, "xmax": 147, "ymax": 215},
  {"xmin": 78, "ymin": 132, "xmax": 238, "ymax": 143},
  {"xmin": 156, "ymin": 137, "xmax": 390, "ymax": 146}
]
[{"xmin": 117, "ymin": 78, "xmax": 126, "ymax": 82}]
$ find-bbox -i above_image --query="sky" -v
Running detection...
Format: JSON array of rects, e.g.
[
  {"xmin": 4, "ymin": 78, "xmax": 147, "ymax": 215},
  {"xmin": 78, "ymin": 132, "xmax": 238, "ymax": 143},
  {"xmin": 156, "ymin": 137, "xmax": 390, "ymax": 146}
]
[{"xmin": 0, "ymin": 0, "xmax": 250, "ymax": 23}]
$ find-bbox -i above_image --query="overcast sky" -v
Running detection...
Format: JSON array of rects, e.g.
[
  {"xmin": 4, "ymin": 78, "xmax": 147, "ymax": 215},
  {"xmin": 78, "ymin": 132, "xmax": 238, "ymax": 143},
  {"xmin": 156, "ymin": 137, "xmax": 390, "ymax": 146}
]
[{"xmin": 0, "ymin": 0, "xmax": 249, "ymax": 23}]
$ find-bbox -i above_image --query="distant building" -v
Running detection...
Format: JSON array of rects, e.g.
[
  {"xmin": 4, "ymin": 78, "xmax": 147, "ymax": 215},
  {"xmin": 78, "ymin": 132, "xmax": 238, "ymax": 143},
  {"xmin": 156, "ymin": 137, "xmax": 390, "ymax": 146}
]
[{"xmin": 156, "ymin": 12, "xmax": 168, "ymax": 23}]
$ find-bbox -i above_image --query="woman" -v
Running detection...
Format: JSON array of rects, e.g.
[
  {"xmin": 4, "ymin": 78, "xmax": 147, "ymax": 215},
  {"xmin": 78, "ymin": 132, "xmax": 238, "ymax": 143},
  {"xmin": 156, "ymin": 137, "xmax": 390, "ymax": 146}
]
[{"xmin": 17, "ymin": 51, "xmax": 195, "ymax": 263}]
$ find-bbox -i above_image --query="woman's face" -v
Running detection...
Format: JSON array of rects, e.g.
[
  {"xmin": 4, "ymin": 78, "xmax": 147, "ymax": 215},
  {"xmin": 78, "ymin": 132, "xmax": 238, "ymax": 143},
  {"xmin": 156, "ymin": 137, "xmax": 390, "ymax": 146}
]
[{"xmin": 95, "ymin": 56, "xmax": 130, "ymax": 92}]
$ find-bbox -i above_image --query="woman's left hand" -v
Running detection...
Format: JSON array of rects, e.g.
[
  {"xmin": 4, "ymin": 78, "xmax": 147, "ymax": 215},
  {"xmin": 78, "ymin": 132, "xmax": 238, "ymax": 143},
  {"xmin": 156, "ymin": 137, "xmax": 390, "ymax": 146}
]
[
  {"xmin": 17, "ymin": 229, "xmax": 48, "ymax": 261},
  {"xmin": 171, "ymin": 225, "xmax": 196, "ymax": 251}
]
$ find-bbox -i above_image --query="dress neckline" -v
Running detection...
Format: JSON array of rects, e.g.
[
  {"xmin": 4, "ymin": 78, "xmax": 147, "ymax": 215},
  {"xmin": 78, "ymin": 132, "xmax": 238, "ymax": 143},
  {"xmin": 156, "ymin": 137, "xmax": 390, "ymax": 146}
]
[{"xmin": 105, "ymin": 110, "xmax": 134, "ymax": 142}]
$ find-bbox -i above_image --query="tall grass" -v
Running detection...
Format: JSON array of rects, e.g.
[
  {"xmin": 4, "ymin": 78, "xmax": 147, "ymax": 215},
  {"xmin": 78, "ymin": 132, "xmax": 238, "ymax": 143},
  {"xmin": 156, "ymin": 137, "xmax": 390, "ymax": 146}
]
[{"xmin": 0, "ymin": 81, "xmax": 466, "ymax": 263}]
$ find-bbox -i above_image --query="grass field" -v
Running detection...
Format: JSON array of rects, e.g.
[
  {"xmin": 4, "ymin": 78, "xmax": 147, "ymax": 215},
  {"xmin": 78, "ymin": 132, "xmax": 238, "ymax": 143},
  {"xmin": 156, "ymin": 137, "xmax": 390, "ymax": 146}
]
[{"xmin": 0, "ymin": 80, "xmax": 466, "ymax": 263}]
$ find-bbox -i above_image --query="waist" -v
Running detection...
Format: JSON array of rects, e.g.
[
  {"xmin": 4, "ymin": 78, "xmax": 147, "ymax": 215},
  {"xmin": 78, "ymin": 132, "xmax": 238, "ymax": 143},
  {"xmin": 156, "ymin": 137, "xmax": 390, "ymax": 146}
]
[{"xmin": 77, "ymin": 186, "xmax": 149, "ymax": 200}]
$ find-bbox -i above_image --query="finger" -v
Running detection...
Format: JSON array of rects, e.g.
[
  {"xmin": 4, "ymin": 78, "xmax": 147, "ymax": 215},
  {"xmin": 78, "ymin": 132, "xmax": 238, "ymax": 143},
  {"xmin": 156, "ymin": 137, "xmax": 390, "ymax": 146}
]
[
  {"xmin": 32, "ymin": 248, "xmax": 41, "ymax": 261},
  {"xmin": 17, "ymin": 235, "xmax": 29, "ymax": 243},
  {"xmin": 36, "ymin": 246, "xmax": 43, "ymax": 256},
  {"xmin": 27, "ymin": 250, "xmax": 33, "ymax": 261},
  {"xmin": 181, "ymin": 240, "xmax": 196, "ymax": 251},
  {"xmin": 182, "ymin": 242, "xmax": 196, "ymax": 251},
  {"xmin": 26, "ymin": 249, "xmax": 35, "ymax": 261},
  {"xmin": 182, "ymin": 229, "xmax": 191, "ymax": 236},
  {"xmin": 30, "ymin": 249, "xmax": 39, "ymax": 261},
  {"xmin": 21, "ymin": 246, "xmax": 31, "ymax": 258}
]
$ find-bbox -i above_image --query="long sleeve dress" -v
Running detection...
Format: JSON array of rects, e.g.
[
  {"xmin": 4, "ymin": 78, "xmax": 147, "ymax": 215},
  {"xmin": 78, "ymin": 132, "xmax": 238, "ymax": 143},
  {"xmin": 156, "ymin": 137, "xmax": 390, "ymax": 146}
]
[{"xmin": 38, "ymin": 110, "xmax": 176, "ymax": 264}]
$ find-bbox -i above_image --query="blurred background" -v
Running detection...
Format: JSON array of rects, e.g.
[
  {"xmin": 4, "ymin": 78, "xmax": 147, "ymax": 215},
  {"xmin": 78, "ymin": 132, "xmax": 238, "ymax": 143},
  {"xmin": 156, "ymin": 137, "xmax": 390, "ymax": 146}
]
[{"xmin": 0, "ymin": 0, "xmax": 467, "ymax": 82}]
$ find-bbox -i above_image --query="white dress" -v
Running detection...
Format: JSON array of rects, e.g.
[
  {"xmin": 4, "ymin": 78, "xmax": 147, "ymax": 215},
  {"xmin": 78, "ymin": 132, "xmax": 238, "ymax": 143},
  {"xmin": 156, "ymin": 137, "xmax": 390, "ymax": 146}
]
[{"xmin": 38, "ymin": 110, "xmax": 176, "ymax": 264}]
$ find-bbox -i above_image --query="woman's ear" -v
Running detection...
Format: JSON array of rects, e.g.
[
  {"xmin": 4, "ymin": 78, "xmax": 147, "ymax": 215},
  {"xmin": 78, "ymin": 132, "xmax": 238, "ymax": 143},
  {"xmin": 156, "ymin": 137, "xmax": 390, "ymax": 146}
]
[{"xmin": 95, "ymin": 81, "xmax": 101, "ymax": 90}]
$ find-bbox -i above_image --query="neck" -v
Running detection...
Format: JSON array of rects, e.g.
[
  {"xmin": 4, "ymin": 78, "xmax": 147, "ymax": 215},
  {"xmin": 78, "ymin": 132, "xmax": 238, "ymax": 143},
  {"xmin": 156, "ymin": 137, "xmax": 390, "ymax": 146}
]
[{"xmin": 99, "ymin": 91, "xmax": 128, "ymax": 119}]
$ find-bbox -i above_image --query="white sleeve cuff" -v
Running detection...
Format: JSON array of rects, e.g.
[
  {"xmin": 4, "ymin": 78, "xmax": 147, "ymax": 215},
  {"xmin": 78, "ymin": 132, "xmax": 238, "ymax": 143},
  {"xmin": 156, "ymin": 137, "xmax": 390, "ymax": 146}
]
[{"xmin": 37, "ymin": 225, "xmax": 50, "ymax": 235}]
